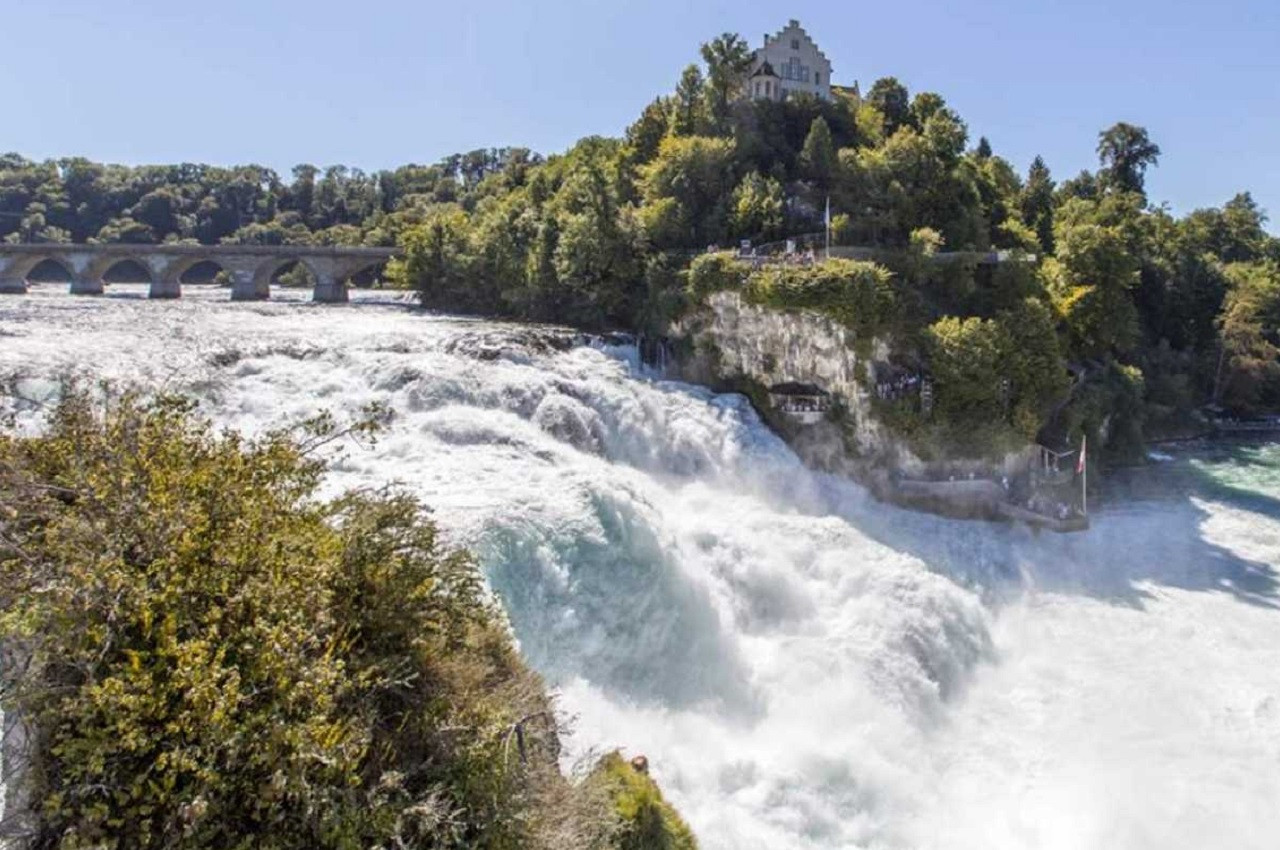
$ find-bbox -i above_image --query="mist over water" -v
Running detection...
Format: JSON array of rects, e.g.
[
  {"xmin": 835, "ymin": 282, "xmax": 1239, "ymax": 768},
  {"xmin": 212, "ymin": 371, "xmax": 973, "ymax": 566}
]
[{"xmin": 4, "ymin": 285, "xmax": 1280, "ymax": 849}]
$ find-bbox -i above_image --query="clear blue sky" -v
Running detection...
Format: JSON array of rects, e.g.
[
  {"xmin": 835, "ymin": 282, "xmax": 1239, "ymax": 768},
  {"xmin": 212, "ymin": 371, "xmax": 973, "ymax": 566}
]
[{"xmin": 5, "ymin": 0, "xmax": 1278, "ymax": 228}]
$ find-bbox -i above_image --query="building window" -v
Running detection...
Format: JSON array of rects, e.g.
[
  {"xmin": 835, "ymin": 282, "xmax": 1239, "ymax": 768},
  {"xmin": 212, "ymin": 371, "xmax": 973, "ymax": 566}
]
[
  {"xmin": 815, "ymin": 73, "xmax": 821, "ymax": 85},
  {"xmin": 791, "ymin": 38, "xmax": 800, "ymax": 50},
  {"xmin": 781, "ymin": 57, "xmax": 810, "ymax": 83}
]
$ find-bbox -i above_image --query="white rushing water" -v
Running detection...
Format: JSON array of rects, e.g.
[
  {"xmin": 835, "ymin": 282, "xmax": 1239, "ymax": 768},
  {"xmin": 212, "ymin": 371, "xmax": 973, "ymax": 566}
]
[{"xmin": 3, "ymin": 286, "xmax": 1280, "ymax": 849}]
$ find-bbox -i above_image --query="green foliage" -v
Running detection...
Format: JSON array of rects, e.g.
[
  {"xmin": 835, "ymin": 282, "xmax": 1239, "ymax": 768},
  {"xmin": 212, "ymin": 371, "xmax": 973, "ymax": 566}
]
[
  {"xmin": 688, "ymin": 255, "xmax": 895, "ymax": 342},
  {"xmin": 1096, "ymin": 122, "xmax": 1161, "ymax": 196},
  {"xmin": 699, "ymin": 33, "xmax": 753, "ymax": 133},
  {"xmin": 743, "ymin": 258, "xmax": 896, "ymax": 340},
  {"xmin": 1044, "ymin": 195, "xmax": 1145, "ymax": 358},
  {"xmin": 671, "ymin": 66, "xmax": 708, "ymax": 137},
  {"xmin": 0, "ymin": 392, "xmax": 631, "ymax": 850},
  {"xmin": 388, "ymin": 205, "xmax": 485, "ymax": 309},
  {"xmin": 799, "ymin": 117, "xmax": 837, "ymax": 188},
  {"xmin": 923, "ymin": 299, "xmax": 1069, "ymax": 443},
  {"xmin": 728, "ymin": 171, "xmax": 785, "ymax": 240},
  {"xmin": 1020, "ymin": 155, "xmax": 1056, "ymax": 253},
  {"xmin": 1063, "ymin": 361, "xmax": 1148, "ymax": 462},
  {"xmin": 639, "ymin": 136, "xmax": 736, "ymax": 249},
  {"xmin": 594, "ymin": 754, "xmax": 697, "ymax": 850},
  {"xmin": 926, "ymin": 315, "xmax": 1010, "ymax": 422},
  {"xmin": 999, "ymin": 298, "xmax": 1072, "ymax": 436},
  {"xmin": 0, "ymin": 149, "xmax": 542, "ymax": 248},
  {"xmin": 686, "ymin": 252, "xmax": 749, "ymax": 297},
  {"xmin": 1217, "ymin": 261, "xmax": 1280, "ymax": 411},
  {"xmin": 866, "ymin": 77, "xmax": 911, "ymax": 136}
]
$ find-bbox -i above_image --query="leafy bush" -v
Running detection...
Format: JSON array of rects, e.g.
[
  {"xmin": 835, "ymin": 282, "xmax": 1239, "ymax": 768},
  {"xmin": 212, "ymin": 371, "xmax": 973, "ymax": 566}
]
[
  {"xmin": 689, "ymin": 255, "xmax": 895, "ymax": 342},
  {"xmin": 0, "ymin": 391, "xmax": 625, "ymax": 849},
  {"xmin": 594, "ymin": 753, "xmax": 697, "ymax": 850},
  {"xmin": 686, "ymin": 252, "xmax": 749, "ymax": 298},
  {"xmin": 744, "ymin": 258, "xmax": 896, "ymax": 339}
]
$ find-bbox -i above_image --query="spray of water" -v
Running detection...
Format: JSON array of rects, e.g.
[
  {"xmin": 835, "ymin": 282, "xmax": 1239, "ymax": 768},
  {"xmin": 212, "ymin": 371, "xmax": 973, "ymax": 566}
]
[{"xmin": 3, "ymin": 286, "xmax": 1279, "ymax": 849}]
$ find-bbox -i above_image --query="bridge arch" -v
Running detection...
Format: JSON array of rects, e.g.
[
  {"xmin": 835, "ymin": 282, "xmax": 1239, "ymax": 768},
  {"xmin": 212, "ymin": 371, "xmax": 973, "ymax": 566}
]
[
  {"xmin": 100, "ymin": 258, "xmax": 155, "ymax": 285},
  {"xmin": 87, "ymin": 255, "xmax": 157, "ymax": 292},
  {"xmin": 22, "ymin": 256, "xmax": 75, "ymax": 286},
  {"xmin": 177, "ymin": 259, "xmax": 228, "ymax": 286},
  {"xmin": 250, "ymin": 255, "xmax": 317, "ymax": 296}
]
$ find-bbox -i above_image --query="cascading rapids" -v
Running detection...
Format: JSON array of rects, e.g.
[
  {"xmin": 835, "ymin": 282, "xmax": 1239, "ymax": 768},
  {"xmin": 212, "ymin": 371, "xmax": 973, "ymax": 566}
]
[{"xmin": 3, "ymin": 288, "xmax": 1279, "ymax": 850}]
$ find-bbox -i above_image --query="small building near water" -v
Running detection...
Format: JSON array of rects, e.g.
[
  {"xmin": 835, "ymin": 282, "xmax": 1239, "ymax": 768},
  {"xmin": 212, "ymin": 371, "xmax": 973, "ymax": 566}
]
[{"xmin": 768, "ymin": 382, "xmax": 832, "ymax": 424}]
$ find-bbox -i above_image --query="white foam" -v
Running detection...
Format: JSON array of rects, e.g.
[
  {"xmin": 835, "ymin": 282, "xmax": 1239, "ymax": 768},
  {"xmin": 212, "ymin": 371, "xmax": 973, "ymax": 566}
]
[{"xmin": 2, "ymin": 288, "xmax": 1278, "ymax": 849}]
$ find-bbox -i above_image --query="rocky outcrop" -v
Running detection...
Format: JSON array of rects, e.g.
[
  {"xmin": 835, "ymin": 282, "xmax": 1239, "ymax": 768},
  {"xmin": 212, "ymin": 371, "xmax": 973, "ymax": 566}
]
[
  {"xmin": 668, "ymin": 291, "xmax": 917, "ymax": 471},
  {"xmin": 667, "ymin": 292, "xmax": 1051, "ymax": 523}
]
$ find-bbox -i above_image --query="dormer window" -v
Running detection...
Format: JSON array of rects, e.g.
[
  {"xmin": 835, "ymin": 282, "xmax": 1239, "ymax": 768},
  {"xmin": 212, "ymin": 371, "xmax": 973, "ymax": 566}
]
[{"xmin": 791, "ymin": 38, "xmax": 800, "ymax": 50}]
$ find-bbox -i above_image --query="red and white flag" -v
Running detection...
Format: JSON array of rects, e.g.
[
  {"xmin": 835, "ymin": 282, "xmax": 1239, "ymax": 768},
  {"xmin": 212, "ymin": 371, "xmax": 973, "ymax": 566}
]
[{"xmin": 1076, "ymin": 435, "xmax": 1087, "ymax": 475}]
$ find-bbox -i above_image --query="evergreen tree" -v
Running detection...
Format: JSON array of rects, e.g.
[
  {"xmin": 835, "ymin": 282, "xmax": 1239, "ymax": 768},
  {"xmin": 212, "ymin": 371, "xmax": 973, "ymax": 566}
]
[
  {"xmin": 799, "ymin": 116, "xmax": 838, "ymax": 189},
  {"xmin": 1020, "ymin": 155, "xmax": 1057, "ymax": 253},
  {"xmin": 671, "ymin": 65, "xmax": 707, "ymax": 136}
]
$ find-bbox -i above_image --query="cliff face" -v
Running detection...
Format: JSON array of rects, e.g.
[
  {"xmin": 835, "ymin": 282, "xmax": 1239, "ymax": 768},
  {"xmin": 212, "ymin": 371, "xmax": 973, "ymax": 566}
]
[
  {"xmin": 668, "ymin": 291, "xmax": 925, "ymax": 474},
  {"xmin": 666, "ymin": 293, "xmax": 1044, "ymax": 524}
]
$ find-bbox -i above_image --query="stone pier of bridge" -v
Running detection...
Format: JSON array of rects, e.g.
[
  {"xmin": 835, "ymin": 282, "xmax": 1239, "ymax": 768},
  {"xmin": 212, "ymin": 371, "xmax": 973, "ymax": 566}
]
[{"xmin": 0, "ymin": 244, "xmax": 396, "ymax": 303}]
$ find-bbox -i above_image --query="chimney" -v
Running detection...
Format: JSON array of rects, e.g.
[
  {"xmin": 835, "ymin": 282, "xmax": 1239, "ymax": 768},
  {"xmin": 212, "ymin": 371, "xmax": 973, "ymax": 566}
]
[{"xmin": 789, "ymin": 18, "xmax": 800, "ymax": 28}]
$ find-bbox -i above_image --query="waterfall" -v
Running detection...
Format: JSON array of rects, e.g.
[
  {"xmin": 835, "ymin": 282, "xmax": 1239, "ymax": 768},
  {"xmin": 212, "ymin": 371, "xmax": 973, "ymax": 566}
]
[{"xmin": 2, "ymin": 286, "xmax": 1279, "ymax": 849}]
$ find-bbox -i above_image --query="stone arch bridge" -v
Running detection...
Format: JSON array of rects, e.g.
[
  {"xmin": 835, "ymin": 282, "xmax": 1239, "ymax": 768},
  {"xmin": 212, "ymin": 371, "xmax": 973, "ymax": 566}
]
[{"xmin": 0, "ymin": 243, "xmax": 398, "ymax": 302}]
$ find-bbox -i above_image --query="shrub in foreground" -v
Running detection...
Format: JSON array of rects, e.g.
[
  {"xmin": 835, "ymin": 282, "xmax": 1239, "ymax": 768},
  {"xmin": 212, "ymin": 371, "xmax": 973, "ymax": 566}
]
[{"xmin": 0, "ymin": 391, "xmax": 651, "ymax": 849}]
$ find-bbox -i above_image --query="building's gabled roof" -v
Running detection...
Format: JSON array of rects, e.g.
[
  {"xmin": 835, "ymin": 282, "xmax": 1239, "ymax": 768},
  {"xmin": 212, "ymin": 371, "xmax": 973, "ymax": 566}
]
[
  {"xmin": 761, "ymin": 19, "xmax": 832, "ymax": 68},
  {"xmin": 751, "ymin": 60, "xmax": 779, "ymax": 78}
]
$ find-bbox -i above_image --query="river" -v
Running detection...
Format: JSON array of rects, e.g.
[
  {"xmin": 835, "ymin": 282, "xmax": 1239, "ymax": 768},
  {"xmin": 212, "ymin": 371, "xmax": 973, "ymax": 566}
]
[{"xmin": 3, "ymin": 285, "xmax": 1278, "ymax": 849}]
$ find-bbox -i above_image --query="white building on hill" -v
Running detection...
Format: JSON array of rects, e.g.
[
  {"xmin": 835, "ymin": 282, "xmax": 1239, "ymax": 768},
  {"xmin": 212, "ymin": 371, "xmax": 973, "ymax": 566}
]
[{"xmin": 747, "ymin": 19, "xmax": 833, "ymax": 102}]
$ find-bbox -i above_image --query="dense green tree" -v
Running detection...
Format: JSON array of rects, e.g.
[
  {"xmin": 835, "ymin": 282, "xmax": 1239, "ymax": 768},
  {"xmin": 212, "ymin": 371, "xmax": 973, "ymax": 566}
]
[
  {"xmin": 671, "ymin": 65, "xmax": 708, "ymax": 137},
  {"xmin": 728, "ymin": 171, "xmax": 785, "ymax": 240},
  {"xmin": 866, "ymin": 77, "xmax": 911, "ymax": 136},
  {"xmin": 1216, "ymin": 261, "xmax": 1280, "ymax": 410},
  {"xmin": 910, "ymin": 92, "xmax": 947, "ymax": 129},
  {"xmin": 998, "ymin": 297, "xmax": 1072, "ymax": 436},
  {"xmin": 626, "ymin": 97, "xmax": 675, "ymax": 163},
  {"xmin": 389, "ymin": 206, "xmax": 480, "ymax": 310},
  {"xmin": 639, "ymin": 135, "xmax": 736, "ymax": 248},
  {"xmin": 1020, "ymin": 155, "xmax": 1056, "ymax": 253},
  {"xmin": 799, "ymin": 116, "xmax": 838, "ymax": 188},
  {"xmin": 1183, "ymin": 192, "xmax": 1271, "ymax": 264},
  {"xmin": 700, "ymin": 33, "xmax": 754, "ymax": 132},
  {"xmin": 1044, "ymin": 195, "xmax": 1145, "ymax": 358},
  {"xmin": 1097, "ymin": 122, "xmax": 1161, "ymax": 196},
  {"xmin": 926, "ymin": 314, "xmax": 1011, "ymax": 422}
]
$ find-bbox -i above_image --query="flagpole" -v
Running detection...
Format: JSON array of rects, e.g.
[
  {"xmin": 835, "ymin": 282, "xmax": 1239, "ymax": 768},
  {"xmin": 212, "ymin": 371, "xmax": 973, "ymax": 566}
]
[
  {"xmin": 1081, "ymin": 435, "xmax": 1088, "ymax": 517},
  {"xmin": 825, "ymin": 195, "xmax": 831, "ymax": 260}
]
